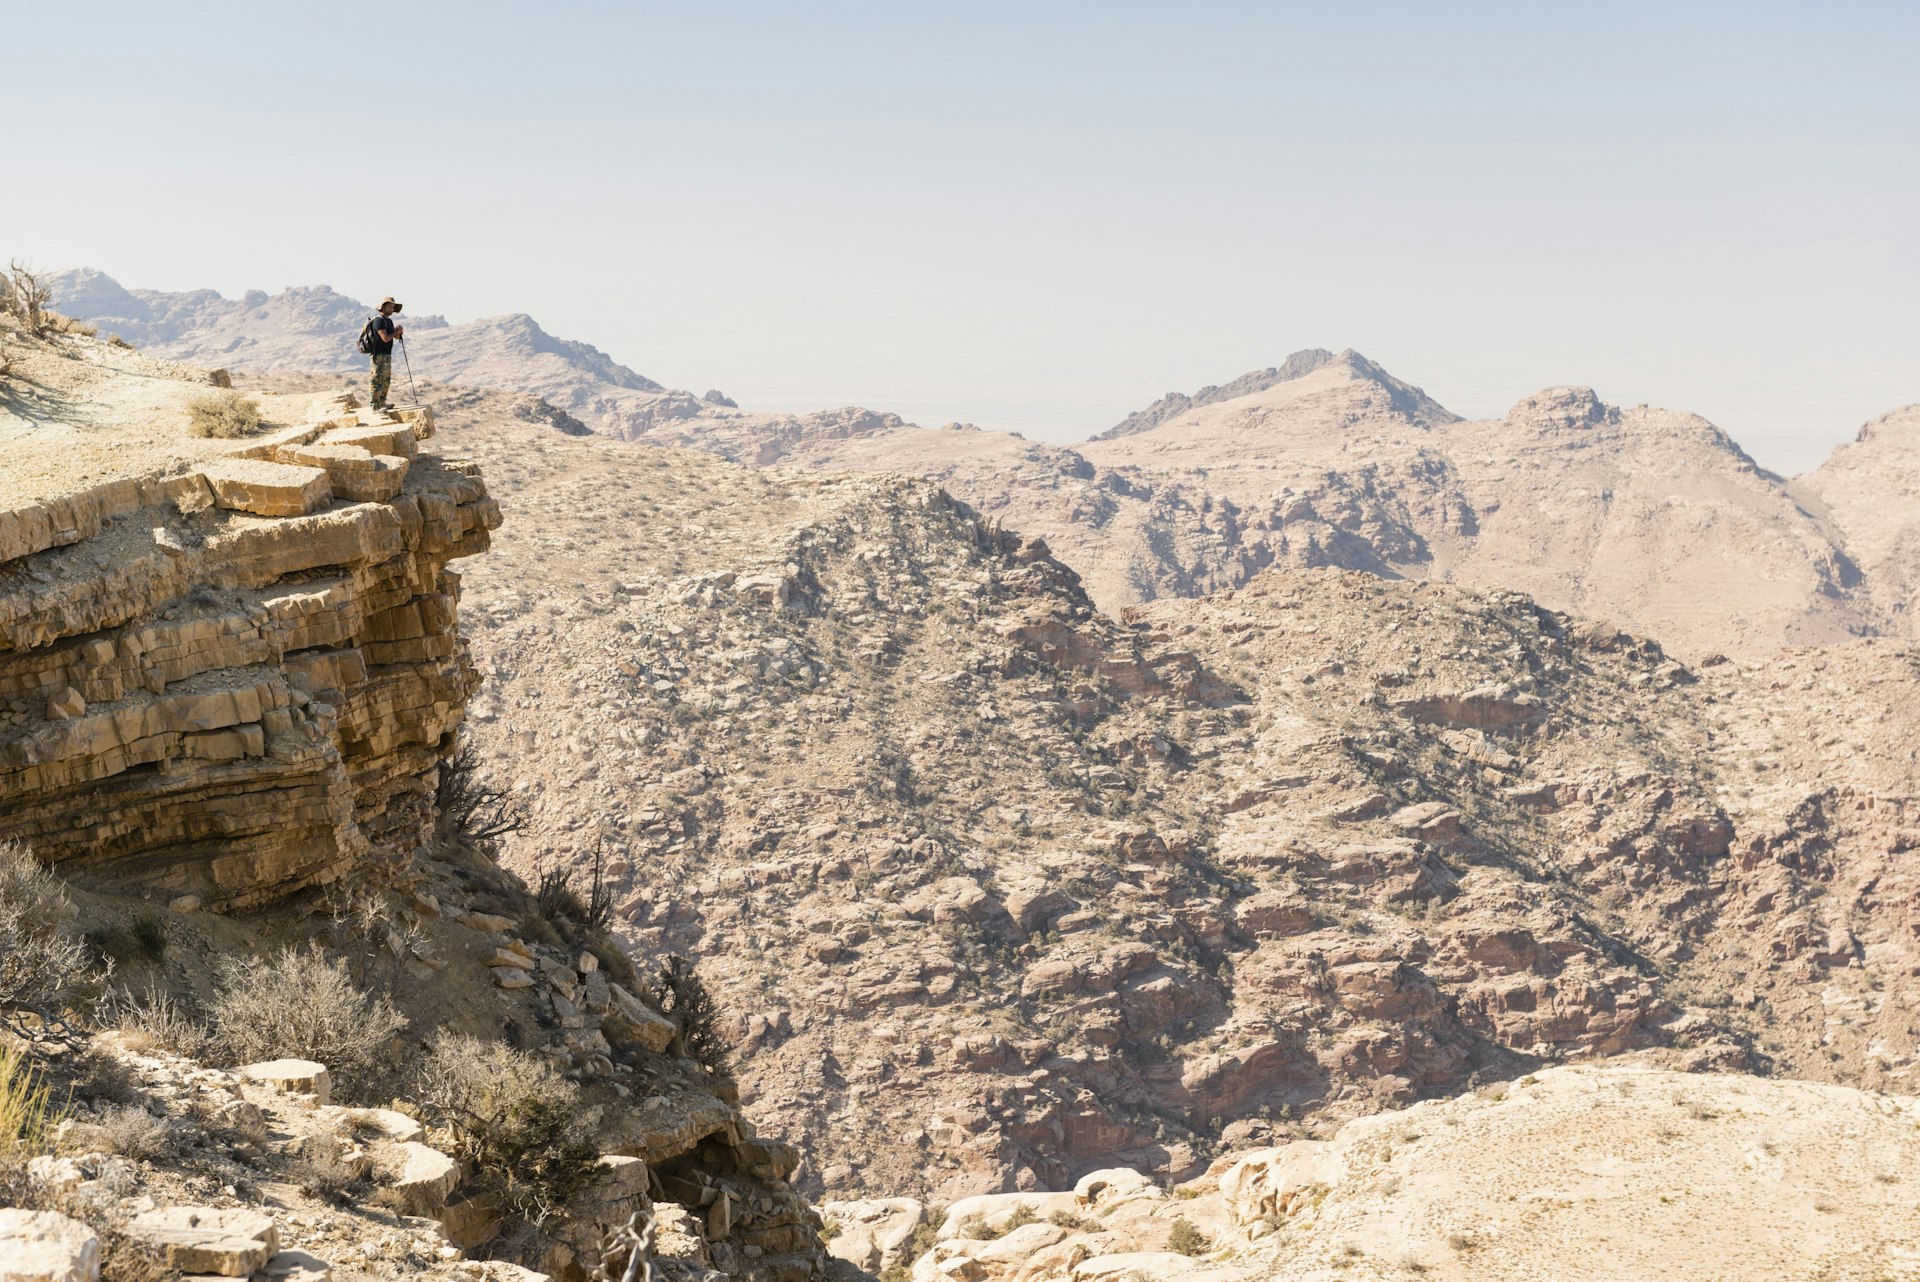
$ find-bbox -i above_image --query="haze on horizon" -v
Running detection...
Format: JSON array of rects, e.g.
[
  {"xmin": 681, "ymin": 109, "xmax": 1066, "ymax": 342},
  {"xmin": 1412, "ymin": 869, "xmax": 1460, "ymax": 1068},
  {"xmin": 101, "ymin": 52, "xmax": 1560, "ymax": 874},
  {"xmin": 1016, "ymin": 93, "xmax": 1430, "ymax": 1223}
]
[{"xmin": 7, "ymin": 0, "xmax": 1915, "ymax": 475}]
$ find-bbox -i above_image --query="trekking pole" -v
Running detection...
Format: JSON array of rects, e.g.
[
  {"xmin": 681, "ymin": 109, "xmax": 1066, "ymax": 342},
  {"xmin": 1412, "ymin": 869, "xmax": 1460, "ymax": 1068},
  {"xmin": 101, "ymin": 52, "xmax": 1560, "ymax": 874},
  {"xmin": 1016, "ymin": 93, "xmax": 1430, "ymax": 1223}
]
[{"xmin": 398, "ymin": 335, "xmax": 420, "ymax": 405}]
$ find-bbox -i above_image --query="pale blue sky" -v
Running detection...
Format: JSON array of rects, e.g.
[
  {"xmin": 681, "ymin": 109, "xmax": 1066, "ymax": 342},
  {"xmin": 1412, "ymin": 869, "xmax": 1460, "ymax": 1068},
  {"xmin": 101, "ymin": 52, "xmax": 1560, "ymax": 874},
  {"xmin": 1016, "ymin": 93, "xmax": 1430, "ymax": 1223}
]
[{"xmin": 8, "ymin": 1, "xmax": 1916, "ymax": 473}]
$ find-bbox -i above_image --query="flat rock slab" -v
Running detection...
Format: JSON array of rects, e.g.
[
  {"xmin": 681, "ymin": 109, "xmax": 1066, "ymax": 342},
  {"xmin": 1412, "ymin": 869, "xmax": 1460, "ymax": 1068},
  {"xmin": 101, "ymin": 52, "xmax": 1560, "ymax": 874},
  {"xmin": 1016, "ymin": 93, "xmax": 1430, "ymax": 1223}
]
[
  {"xmin": 317, "ymin": 425, "xmax": 418, "ymax": 460},
  {"xmin": 274, "ymin": 443, "xmax": 410, "ymax": 503},
  {"xmin": 343, "ymin": 1106, "xmax": 424, "ymax": 1143},
  {"xmin": 1070, "ymin": 1252, "xmax": 1196, "ymax": 1280},
  {"xmin": 0, "ymin": 1208, "xmax": 100, "ymax": 1282},
  {"xmin": 238, "ymin": 1059, "xmax": 332, "ymax": 1105},
  {"xmin": 127, "ymin": 1208, "xmax": 278, "ymax": 1276},
  {"xmin": 199, "ymin": 459, "xmax": 332, "ymax": 518}
]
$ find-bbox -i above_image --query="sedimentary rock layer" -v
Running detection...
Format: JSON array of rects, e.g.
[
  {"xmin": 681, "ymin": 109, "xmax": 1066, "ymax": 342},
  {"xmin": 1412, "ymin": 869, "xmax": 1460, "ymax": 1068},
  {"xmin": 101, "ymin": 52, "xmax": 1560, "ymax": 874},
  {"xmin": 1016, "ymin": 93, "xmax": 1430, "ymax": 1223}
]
[{"xmin": 0, "ymin": 404, "xmax": 500, "ymax": 908}]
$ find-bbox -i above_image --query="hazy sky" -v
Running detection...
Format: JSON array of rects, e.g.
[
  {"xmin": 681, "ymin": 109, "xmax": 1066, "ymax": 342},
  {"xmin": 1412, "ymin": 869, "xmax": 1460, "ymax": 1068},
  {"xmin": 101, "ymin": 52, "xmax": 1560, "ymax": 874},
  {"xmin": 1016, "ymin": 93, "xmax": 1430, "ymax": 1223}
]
[{"xmin": 8, "ymin": 2, "xmax": 1915, "ymax": 473}]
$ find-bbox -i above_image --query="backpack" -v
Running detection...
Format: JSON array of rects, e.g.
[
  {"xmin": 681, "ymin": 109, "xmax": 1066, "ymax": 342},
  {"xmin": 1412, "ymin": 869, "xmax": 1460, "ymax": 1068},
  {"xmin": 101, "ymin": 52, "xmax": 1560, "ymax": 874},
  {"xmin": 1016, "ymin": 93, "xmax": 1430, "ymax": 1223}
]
[{"xmin": 355, "ymin": 317, "xmax": 380, "ymax": 355}]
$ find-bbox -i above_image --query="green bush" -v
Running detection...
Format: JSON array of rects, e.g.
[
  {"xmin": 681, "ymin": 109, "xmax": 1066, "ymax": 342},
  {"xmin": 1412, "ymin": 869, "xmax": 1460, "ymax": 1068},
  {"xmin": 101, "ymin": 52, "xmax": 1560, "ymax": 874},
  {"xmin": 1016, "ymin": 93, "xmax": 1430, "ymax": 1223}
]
[
  {"xmin": 129, "ymin": 913, "xmax": 169, "ymax": 962},
  {"xmin": 185, "ymin": 391, "xmax": 262, "ymax": 438},
  {"xmin": 1167, "ymin": 1216, "xmax": 1208, "ymax": 1256}
]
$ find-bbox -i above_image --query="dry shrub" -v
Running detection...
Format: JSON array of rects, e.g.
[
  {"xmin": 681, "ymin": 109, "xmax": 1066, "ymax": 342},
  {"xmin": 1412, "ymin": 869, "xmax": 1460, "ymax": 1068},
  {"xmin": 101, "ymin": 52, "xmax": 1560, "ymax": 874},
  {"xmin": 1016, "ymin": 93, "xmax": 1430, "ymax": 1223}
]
[
  {"xmin": 43, "ymin": 312, "xmax": 97, "ymax": 337},
  {"xmin": 0, "ymin": 840, "xmax": 107, "ymax": 1043},
  {"xmin": 0, "ymin": 260, "xmax": 51, "ymax": 335},
  {"xmin": 413, "ymin": 1031, "xmax": 599, "ymax": 1227},
  {"xmin": 185, "ymin": 390, "xmax": 262, "ymax": 438},
  {"xmin": 108, "ymin": 984, "xmax": 211, "ymax": 1059},
  {"xmin": 435, "ymin": 738, "xmax": 527, "ymax": 851},
  {"xmin": 650, "ymin": 955, "xmax": 729, "ymax": 1076},
  {"xmin": 95, "ymin": 1104, "xmax": 174, "ymax": 1162},
  {"xmin": 0, "ymin": 1041, "xmax": 59, "ymax": 1159},
  {"xmin": 205, "ymin": 947, "xmax": 404, "ymax": 1084}
]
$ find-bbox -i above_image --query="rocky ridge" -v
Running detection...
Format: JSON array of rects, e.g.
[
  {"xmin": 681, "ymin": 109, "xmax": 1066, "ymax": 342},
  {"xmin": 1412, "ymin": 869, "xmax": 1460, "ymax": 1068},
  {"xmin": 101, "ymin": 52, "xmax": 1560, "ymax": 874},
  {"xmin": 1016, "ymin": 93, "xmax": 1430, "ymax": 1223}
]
[
  {"xmin": 825, "ymin": 1063, "xmax": 1920, "ymax": 1282},
  {"xmin": 426, "ymin": 388, "xmax": 1920, "ymax": 1216},
  {"xmin": 0, "ymin": 349, "xmax": 496, "ymax": 905},
  {"xmin": 0, "ymin": 325, "xmax": 833, "ymax": 1282},
  {"xmin": 759, "ymin": 354, "xmax": 1898, "ymax": 661},
  {"xmin": 52, "ymin": 276, "xmax": 1920, "ymax": 663}
]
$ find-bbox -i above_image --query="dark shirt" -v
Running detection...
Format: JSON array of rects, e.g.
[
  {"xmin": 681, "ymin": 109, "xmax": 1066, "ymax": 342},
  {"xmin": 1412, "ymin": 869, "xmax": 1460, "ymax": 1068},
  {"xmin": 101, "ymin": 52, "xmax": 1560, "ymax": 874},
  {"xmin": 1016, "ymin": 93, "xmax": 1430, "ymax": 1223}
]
[{"xmin": 368, "ymin": 315, "xmax": 396, "ymax": 356}]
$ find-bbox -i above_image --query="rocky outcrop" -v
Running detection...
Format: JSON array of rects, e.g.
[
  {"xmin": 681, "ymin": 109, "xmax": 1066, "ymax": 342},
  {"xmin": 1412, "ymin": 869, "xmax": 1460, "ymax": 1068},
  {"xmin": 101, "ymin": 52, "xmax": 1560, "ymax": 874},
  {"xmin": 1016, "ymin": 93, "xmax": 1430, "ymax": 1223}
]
[{"xmin": 0, "ymin": 398, "xmax": 499, "ymax": 908}]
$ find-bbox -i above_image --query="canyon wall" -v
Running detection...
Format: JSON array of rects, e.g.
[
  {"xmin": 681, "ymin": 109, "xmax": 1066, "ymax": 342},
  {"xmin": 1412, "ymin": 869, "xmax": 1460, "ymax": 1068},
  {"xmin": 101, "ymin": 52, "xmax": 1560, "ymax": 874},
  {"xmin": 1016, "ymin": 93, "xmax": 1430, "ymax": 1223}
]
[{"xmin": 0, "ymin": 402, "xmax": 500, "ymax": 909}]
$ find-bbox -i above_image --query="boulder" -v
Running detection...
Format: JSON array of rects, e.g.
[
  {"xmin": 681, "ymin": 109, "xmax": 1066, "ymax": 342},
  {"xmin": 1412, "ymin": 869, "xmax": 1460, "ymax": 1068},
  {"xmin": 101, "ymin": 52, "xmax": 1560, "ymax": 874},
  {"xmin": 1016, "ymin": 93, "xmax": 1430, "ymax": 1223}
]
[
  {"xmin": 1071, "ymin": 1251, "xmax": 1196, "ymax": 1279},
  {"xmin": 0, "ymin": 1209, "xmax": 100, "ymax": 1282},
  {"xmin": 389, "ymin": 1141, "xmax": 461, "ymax": 1215},
  {"xmin": 605, "ymin": 983, "xmax": 677, "ymax": 1053},
  {"xmin": 126, "ymin": 1207, "xmax": 278, "ymax": 1275},
  {"xmin": 198, "ymin": 459, "xmax": 332, "ymax": 518},
  {"xmin": 238, "ymin": 1060, "xmax": 331, "ymax": 1105}
]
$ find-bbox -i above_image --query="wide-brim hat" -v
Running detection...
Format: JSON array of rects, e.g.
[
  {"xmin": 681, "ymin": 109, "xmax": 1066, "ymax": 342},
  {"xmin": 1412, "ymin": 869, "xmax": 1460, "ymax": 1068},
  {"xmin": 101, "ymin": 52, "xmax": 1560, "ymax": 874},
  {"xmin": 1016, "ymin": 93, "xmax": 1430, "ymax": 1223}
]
[{"xmin": 379, "ymin": 296, "xmax": 404, "ymax": 311}]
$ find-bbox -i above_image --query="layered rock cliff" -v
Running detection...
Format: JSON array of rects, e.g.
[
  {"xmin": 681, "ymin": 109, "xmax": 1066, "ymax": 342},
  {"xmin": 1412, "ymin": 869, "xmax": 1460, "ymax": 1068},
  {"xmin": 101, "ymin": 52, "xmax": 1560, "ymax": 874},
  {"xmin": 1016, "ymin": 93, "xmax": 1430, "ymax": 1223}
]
[{"xmin": 0, "ymin": 398, "xmax": 499, "ymax": 908}]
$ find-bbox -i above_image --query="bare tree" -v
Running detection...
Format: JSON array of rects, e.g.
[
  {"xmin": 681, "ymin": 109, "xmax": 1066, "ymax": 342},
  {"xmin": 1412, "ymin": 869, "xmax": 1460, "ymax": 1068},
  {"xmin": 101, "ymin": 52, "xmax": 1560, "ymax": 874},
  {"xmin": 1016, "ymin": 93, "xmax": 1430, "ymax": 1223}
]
[
  {"xmin": 434, "ymin": 738, "xmax": 527, "ymax": 850},
  {"xmin": 1, "ymin": 261, "xmax": 52, "ymax": 336}
]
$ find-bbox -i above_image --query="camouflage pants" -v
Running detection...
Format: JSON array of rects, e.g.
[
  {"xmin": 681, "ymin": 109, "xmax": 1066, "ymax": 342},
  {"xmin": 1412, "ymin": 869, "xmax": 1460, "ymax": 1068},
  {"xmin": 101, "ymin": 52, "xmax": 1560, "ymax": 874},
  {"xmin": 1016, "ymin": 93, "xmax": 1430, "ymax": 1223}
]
[{"xmin": 369, "ymin": 353, "xmax": 392, "ymax": 406}]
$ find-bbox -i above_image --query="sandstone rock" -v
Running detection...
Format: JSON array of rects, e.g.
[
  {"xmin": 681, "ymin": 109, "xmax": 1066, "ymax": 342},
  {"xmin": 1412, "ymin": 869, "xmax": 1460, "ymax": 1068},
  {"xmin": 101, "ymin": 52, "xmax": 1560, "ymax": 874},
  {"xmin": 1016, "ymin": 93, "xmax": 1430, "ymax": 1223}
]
[
  {"xmin": 493, "ymin": 967, "xmax": 533, "ymax": 989},
  {"xmin": 0, "ymin": 418, "xmax": 497, "ymax": 909},
  {"xmin": 214, "ymin": 1098, "xmax": 269, "ymax": 1143},
  {"xmin": 605, "ymin": 983, "xmax": 676, "ymax": 1053},
  {"xmin": 462, "ymin": 912, "xmax": 516, "ymax": 933},
  {"xmin": 238, "ymin": 1060, "xmax": 331, "ymax": 1105},
  {"xmin": 389, "ymin": 1141, "xmax": 461, "ymax": 1216},
  {"xmin": 439, "ymin": 1192, "xmax": 504, "ymax": 1251},
  {"xmin": 126, "ymin": 1207, "xmax": 277, "ymax": 1275},
  {"xmin": 1070, "ymin": 1251, "xmax": 1194, "ymax": 1279},
  {"xmin": 199, "ymin": 459, "xmax": 332, "ymax": 518},
  {"xmin": 347, "ymin": 1107, "xmax": 425, "ymax": 1144},
  {"xmin": 820, "ymin": 1198, "xmax": 925, "ymax": 1273},
  {"xmin": 0, "ymin": 1209, "xmax": 99, "ymax": 1282}
]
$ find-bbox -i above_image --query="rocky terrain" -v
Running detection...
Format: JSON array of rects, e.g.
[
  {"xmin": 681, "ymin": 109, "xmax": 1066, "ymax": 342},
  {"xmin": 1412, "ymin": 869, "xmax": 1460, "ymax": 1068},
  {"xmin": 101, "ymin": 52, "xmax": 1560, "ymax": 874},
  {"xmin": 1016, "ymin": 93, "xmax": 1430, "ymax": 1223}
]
[
  {"xmin": 15, "ymin": 288, "xmax": 1920, "ymax": 1281},
  {"xmin": 0, "ymin": 320, "xmax": 832, "ymax": 1281},
  {"xmin": 829, "ymin": 1062, "xmax": 1920, "ymax": 1281},
  {"xmin": 411, "ymin": 380, "xmax": 1920, "ymax": 1221},
  {"xmin": 51, "ymin": 275, "xmax": 1920, "ymax": 665},
  {"xmin": 761, "ymin": 352, "xmax": 1902, "ymax": 662}
]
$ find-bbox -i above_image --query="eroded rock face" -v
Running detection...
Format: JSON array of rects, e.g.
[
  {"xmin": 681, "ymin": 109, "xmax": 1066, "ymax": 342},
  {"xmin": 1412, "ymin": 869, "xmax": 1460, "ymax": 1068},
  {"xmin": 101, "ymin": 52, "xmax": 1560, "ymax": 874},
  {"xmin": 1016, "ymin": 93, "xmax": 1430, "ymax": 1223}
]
[{"xmin": 0, "ymin": 402, "xmax": 498, "ymax": 908}]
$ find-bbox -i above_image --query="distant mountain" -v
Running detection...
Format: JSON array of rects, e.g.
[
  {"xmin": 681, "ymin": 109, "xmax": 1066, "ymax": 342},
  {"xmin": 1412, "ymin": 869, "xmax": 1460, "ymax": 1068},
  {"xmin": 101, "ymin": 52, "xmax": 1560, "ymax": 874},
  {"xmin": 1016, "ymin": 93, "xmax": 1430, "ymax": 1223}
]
[
  {"xmin": 1791, "ymin": 403, "xmax": 1920, "ymax": 640},
  {"xmin": 56, "ymin": 263, "xmax": 1911, "ymax": 661},
  {"xmin": 743, "ymin": 353, "xmax": 1904, "ymax": 660},
  {"xmin": 43, "ymin": 269, "xmax": 737, "ymax": 439},
  {"xmin": 1092, "ymin": 347, "xmax": 1458, "ymax": 440}
]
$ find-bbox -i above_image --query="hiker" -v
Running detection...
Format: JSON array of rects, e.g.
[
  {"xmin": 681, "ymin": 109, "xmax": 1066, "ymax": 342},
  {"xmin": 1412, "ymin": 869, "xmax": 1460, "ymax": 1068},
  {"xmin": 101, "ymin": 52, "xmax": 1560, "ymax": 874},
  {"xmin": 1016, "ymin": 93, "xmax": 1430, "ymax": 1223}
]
[{"xmin": 358, "ymin": 297, "xmax": 405, "ymax": 410}]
